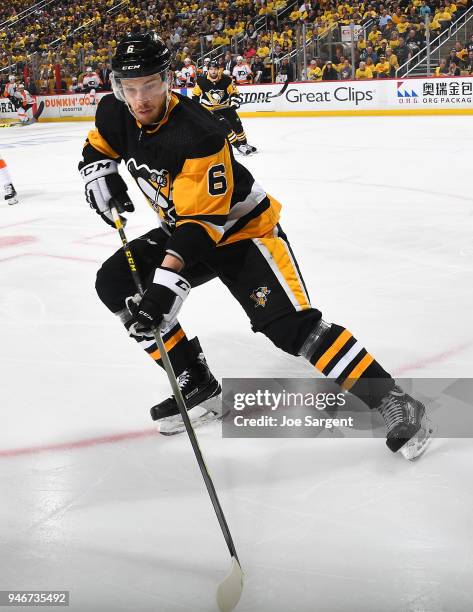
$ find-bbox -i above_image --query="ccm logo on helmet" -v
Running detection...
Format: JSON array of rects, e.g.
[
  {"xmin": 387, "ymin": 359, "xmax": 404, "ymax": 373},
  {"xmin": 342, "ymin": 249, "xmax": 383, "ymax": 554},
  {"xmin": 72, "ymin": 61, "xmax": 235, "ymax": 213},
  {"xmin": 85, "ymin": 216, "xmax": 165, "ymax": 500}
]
[{"xmin": 123, "ymin": 64, "xmax": 141, "ymax": 70}]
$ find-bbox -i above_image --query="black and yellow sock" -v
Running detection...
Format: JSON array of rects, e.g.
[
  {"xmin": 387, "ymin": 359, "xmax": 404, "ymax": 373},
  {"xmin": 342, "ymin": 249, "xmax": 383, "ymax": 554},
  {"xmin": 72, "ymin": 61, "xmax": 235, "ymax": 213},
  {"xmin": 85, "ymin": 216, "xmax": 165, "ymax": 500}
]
[{"xmin": 307, "ymin": 324, "xmax": 395, "ymax": 408}]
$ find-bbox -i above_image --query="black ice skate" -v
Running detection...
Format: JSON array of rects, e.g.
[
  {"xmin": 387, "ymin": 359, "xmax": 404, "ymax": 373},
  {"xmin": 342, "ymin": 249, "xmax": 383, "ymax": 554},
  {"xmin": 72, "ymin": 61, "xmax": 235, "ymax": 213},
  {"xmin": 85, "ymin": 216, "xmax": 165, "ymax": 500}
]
[
  {"xmin": 236, "ymin": 143, "xmax": 251, "ymax": 155},
  {"xmin": 377, "ymin": 385, "xmax": 433, "ymax": 460},
  {"xmin": 4, "ymin": 183, "xmax": 18, "ymax": 205},
  {"xmin": 246, "ymin": 144, "xmax": 257, "ymax": 153},
  {"xmin": 151, "ymin": 349, "xmax": 221, "ymax": 435}
]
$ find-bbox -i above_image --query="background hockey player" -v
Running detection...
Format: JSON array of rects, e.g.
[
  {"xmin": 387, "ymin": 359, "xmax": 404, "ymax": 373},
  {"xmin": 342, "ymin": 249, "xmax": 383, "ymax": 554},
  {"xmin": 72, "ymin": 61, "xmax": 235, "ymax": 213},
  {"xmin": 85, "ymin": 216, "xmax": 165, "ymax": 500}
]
[
  {"xmin": 3, "ymin": 75, "xmax": 19, "ymax": 110},
  {"xmin": 180, "ymin": 57, "xmax": 196, "ymax": 87},
  {"xmin": 82, "ymin": 67, "xmax": 102, "ymax": 105},
  {"xmin": 79, "ymin": 32, "xmax": 432, "ymax": 459},
  {"xmin": 192, "ymin": 60, "xmax": 256, "ymax": 156},
  {"xmin": 12, "ymin": 84, "xmax": 35, "ymax": 124},
  {"xmin": 0, "ymin": 153, "xmax": 19, "ymax": 205},
  {"xmin": 69, "ymin": 77, "xmax": 83, "ymax": 93},
  {"xmin": 232, "ymin": 56, "xmax": 253, "ymax": 85}
]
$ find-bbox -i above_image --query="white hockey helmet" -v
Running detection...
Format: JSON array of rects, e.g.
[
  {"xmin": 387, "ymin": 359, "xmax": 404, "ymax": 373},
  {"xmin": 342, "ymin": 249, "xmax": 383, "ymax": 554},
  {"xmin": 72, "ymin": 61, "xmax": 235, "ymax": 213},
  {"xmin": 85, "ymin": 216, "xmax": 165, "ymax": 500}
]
[
  {"xmin": 237, "ymin": 55, "xmax": 243, "ymax": 62},
  {"xmin": 184, "ymin": 57, "xmax": 191, "ymax": 65},
  {"xmin": 8, "ymin": 75, "xmax": 16, "ymax": 82},
  {"xmin": 86, "ymin": 66, "xmax": 93, "ymax": 73}
]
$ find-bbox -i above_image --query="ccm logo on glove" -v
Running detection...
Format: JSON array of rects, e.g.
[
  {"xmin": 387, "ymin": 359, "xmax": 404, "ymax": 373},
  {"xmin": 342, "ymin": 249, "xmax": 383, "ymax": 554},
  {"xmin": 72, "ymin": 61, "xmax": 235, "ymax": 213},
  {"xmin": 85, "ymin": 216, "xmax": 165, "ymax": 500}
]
[
  {"xmin": 79, "ymin": 158, "xmax": 134, "ymax": 227},
  {"xmin": 128, "ymin": 267, "xmax": 191, "ymax": 330}
]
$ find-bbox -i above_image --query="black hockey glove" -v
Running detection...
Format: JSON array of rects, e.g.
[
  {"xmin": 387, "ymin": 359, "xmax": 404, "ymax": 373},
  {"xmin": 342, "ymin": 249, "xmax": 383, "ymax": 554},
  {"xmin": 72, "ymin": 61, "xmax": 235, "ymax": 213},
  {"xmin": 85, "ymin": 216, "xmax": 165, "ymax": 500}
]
[
  {"xmin": 230, "ymin": 95, "xmax": 241, "ymax": 109},
  {"xmin": 79, "ymin": 159, "xmax": 134, "ymax": 227},
  {"xmin": 126, "ymin": 267, "xmax": 191, "ymax": 332}
]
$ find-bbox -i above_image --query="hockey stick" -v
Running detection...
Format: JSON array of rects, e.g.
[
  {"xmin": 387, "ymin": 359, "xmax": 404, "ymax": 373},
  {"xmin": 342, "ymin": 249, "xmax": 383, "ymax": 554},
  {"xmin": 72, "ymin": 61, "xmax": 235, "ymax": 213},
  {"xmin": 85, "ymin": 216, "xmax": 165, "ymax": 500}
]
[
  {"xmin": 0, "ymin": 101, "xmax": 45, "ymax": 128},
  {"xmin": 239, "ymin": 79, "xmax": 289, "ymax": 105},
  {"xmin": 110, "ymin": 204, "xmax": 243, "ymax": 612}
]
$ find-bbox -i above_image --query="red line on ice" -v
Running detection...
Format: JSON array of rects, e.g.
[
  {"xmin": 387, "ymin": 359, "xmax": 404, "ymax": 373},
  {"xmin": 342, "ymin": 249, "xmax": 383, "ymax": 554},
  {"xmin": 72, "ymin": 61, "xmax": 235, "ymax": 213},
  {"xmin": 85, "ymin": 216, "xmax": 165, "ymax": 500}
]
[
  {"xmin": 0, "ymin": 235, "xmax": 37, "ymax": 248},
  {"xmin": 0, "ymin": 252, "xmax": 101, "ymax": 264},
  {"xmin": 0, "ymin": 218, "xmax": 43, "ymax": 230},
  {"xmin": 393, "ymin": 341, "xmax": 473, "ymax": 375},
  {"xmin": 1, "ymin": 341, "xmax": 472, "ymax": 458},
  {"xmin": 0, "ymin": 428, "xmax": 158, "ymax": 457}
]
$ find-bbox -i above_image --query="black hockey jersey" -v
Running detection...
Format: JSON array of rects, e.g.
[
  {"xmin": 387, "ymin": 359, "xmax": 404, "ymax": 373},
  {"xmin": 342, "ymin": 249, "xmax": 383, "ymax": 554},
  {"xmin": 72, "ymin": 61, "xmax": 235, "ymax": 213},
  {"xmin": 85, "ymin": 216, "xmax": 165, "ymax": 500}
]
[
  {"xmin": 192, "ymin": 74, "xmax": 241, "ymax": 111},
  {"xmin": 81, "ymin": 93, "xmax": 280, "ymax": 266}
]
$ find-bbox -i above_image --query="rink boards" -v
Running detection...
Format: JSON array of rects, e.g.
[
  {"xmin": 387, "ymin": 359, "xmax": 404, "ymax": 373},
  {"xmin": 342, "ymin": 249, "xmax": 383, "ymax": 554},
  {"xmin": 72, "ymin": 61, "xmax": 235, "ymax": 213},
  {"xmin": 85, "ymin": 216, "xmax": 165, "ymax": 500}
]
[{"xmin": 1, "ymin": 76, "xmax": 472, "ymax": 123}]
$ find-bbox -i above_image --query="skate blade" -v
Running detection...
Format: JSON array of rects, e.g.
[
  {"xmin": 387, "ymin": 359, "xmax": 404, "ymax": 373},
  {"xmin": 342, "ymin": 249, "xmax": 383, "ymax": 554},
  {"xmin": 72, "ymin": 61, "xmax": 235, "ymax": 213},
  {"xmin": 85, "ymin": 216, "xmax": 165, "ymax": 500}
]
[
  {"xmin": 400, "ymin": 416, "xmax": 434, "ymax": 461},
  {"xmin": 157, "ymin": 397, "xmax": 222, "ymax": 436}
]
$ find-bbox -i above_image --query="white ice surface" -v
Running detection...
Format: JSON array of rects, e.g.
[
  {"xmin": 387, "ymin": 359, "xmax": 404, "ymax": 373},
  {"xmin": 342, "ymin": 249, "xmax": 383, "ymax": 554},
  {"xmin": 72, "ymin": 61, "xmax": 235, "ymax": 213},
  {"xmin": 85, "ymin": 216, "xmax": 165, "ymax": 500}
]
[{"xmin": 0, "ymin": 116, "xmax": 472, "ymax": 612}]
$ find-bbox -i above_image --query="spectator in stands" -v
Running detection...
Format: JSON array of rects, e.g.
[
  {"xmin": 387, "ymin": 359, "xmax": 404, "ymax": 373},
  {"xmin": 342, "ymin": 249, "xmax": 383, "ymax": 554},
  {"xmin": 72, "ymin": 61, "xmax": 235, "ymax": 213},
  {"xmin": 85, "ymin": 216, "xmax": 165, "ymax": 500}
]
[
  {"xmin": 361, "ymin": 44, "xmax": 378, "ymax": 65},
  {"xmin": 419, "ymin": 1, "xmax": 431, "ymax": 19},
  {"xmin": 307, "ymin": 58, "xmax": 322, "ymax": 81},
  {"xmin": 276, "ymin": 57, "xmax": 294, "ymax": 83},
  {"xmin": 453, "ymin": 41, "xmax": 468, "ymax": 66},
  {"xmin": 339, "ymin": 59, "xmax": 352, "ymax": 80},
  {"xmin": 405, "ymin": 29, "xmax": 421, "ymax": 56},
  {"xmin": 463, "ymin": 51, "xmax": 473, "ymax": 75},
  {"xmin": 395, "ymin": 37, "xmax": 411, "ymax": 73},
  {"xmin": 97, "ymin": 62, "xmax": 111, "ymax": 90},
  {"xmin": 355, "ymin": 60, "xmax": 373, "ymax": 79},
  {"xmin": 374, "ymin": 55, "xmax": 390, "ymax": 78},
  {"xmin": 378, "ymin": 8, "xmax": 392, "ymax": 28},
  {"xmin": 436, "ymin": 7, "xmax": 453, "ymax": 31},
  {"xmin": 322, "ymin": 60, "xmax": 338, "ymax": 81},
  {"xmin": 365, "ymin": 56, "xmax": 376, "ymax": 75},
  {"xmin": 223, "ymin": 50, "xmax": 235, "ymax": 73},
  {"xmin": 448, "ymin": 59, "xmax": 461, "ymax": 76},
  {"xmin": 385, "ymin": 47, "xmax": 399, "ymax": 76},
  {"xmin": 447, "ymin": 48, "xmax": 462, "ymax": 69},
  {"xmin": 252, "ymin": 56, "xmax": 265, "ymax": 83},
  {"xmin": 433, "ymin": 58, "xmax": 448, "ymax": 76}
]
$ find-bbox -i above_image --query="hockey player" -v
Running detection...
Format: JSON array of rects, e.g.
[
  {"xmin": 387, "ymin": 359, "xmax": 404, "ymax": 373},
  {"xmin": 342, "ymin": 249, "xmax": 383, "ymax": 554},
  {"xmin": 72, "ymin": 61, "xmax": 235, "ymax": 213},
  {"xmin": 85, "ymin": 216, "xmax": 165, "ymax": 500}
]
[
  {"xmin": 0, "ymin": 154, "xmax": 19, "ymax": 205},
  {"xmin": 232, "ymin": 56, "xmax": 253, "ymax": 85},
  {"xmin": 79, "ymin": 32, "xmax": 432, "ymax": 459},
  {"xmin": 192, "ymin": 61, "xmax": 256, "ymax": 155},
  {"xmin": 82, "ymin": 67, "xmax": 102, "ymax": 105},
  {"xmin": 12, "ymin": 84, "xmax": 35, "ymax": 124},
  {"xmin": 69, "ymin": 77, "xmax": 83, "ymax": 93},
  {"xmin": 181, "ymin": 57, "xmax": 196, "ymax": 86},
  {"xmin": 3, "ymin": 75, "xmax": 17, "ymax": 101},
  {"xmin": 201, "ymin": 57, "xmax": 211, "ymax": 75},
  {"xmin": 174, "ymin": 71, "xmax": 187, "ymax": 88}
]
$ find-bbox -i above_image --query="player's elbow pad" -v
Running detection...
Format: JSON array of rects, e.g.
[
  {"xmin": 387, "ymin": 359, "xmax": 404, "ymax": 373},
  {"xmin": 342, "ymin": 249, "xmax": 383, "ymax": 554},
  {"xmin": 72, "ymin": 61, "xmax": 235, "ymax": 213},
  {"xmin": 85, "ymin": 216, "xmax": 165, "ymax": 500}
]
[{"xmin": 165, "ymin": 223, "xmax": 218, "ymax": 267}]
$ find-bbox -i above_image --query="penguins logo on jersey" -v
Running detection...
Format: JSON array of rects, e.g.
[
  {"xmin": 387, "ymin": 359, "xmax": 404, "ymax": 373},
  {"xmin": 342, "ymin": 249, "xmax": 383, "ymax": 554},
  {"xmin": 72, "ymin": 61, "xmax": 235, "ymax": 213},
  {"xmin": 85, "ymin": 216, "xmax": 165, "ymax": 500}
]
[
  {"xmin": 206, "ymin": 89, "xmax": 225, "ymax": 104},
  {"xmin": 126, "ymin": 158, "xmax": 175, "ymax": 226},
  {"xmin": 250, "ymin": 286, "xmax": 271, "ymax": 308}
]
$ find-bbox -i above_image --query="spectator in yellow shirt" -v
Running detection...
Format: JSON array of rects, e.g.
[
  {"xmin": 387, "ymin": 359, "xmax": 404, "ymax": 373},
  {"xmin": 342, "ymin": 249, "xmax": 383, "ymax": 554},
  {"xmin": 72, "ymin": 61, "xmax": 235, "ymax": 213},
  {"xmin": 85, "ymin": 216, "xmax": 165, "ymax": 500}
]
[
  {"xmin": 257, "ymin": 45, "xmax": 271, "ymax": 59},
  {"xmin": 434, "ymin": 58, "xmax": 448, "ymax": 76},
  {"xmin": 307, "ymin": 59, "xmax": 322, "ymax": 80},
  {"xmin": 355, "ymin": 61, "xmax": 373, "ymax": 79},
  {"xmin": 386, "ymin": 47, "xmax": 399, "ymax": 75},
  {"xmin": 375, "ymin": 56, "xmax": 391, "ymax": 78},
  {"xmin": 397, "ymin": 16, "xmax": 411, "ymax": 34}
]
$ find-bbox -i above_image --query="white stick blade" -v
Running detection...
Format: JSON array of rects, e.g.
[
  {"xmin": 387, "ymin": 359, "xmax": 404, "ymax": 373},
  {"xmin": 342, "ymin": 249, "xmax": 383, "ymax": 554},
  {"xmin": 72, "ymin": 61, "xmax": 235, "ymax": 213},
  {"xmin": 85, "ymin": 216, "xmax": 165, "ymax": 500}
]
[{"xmin": 216, "ymin": 557, "xmax": 244, "ymax": 612}]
